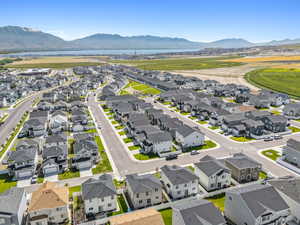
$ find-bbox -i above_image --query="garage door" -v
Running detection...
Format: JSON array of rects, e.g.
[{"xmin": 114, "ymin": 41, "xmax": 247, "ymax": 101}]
[
  {"xmin": 44, "ymin": 167, "xmax": 58, "ymax": 176},
  {"xmin": 17, "ymin": 170, "xmax": 32, "ymax": 179},
  {"xmin": 78, "ymin": 161, "xmax": 92, "ymax": 170}
]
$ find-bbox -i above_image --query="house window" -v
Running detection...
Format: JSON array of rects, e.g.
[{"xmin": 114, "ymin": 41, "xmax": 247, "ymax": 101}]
[
  {"xmin": 102, "ymin": 198, "xmax": 104, "ymax": 202},
  {"xmin": 146, "ymin": 192, "xmax": 149, "ymax": 196},
  {"xmin": 139, "ymin": 200, "xmax": 143, "ymax": 204},
  {"xmin": 136, "ymin": 193, "xmax": 139, "ymax": 198},
  {"xmin": 175, "ymin": 185, "xmax": 179, "ymax": 189},
  {"xmin": 177, "ymin": 191, "xmax": 181, "ymax": 195},
  {"xmin": 108, "ymin": 203, "xmax": 112, "ymax": 207},
  {"xmin": 89, "ymin": 207, "xmax": 93, "ymax": 211},
  {"xmin": 155, "ymin": 188, "xmax": 158, "ymax": 192},
  {"xmin": 61, "ymin": 214, "xmax": 64, "ymax": 218},
  {"xmin": 111, "ymin": 195, "xmax": 114, "ymax": 200},
  {"xmin": 184, "ymin": 184, "xmax": 187, "ymax": 187}
]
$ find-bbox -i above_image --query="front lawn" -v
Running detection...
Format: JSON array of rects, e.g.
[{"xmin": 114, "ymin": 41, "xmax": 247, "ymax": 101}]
[
  {"xmin": 180, "ymin": 111, "xmax": 190, "ymax": 116},
  {"xmin": 58, "ymin": 170, "xmax": 80, "ymax": 180},
  {"xmin": 208, "ymin": 126, "xmax": 220, "ymax": 130},
  {"xmin": 113, "ymin": 179, "xmax": 126, "ymax": 189},
  {"xmin": 111, "ymin": 120, "xmax": 119, "ymax": 125},
  {"xmin": 123, "ymin": 137, "xmax": 133, "ymax": 143},
  {"xmin": 271, "ymin": 110, "xmax": 281, "ymax": 115},
  {"xmin": 261, "ymin": 149, "xmax": 281, "ymax": 161},
  {"xmin": 188, "ymin": 116, "xmax": 198, "ymax": 120},
  {"xmin": 230, "ymin": 136, "xmax": 255, "ymax": 142},
  {"xmin": 205, "ymin": 193, "xmax": 225, "ymax": 212},
  {"xmin": 259, "ymin": 171, "xmax": 268, "ymax": 179},
  {"xmin": 197, "ymin": 120, "xmax": 208, "ymax": 125},
  {"xmin": 85, "ymin": 128, "xmax": 97, "ymax": 133},
  {"xmin": 128, "ymin": 145, "xmax": 141, "ymax": 151},
  {"xmin": 118, "ymin": 131, "xmax": 127, "ymax": 136},
  {"xmin": 289, "ymin": 126, "xmax": 300, "ymax": 133},
  {"xmin": 185, "ymin": 140, "xmax": 217, "ymax": 151},
  {"xmin": 133, "ymin": 153, "xmax": 159, "ymax": 160},
  {"xmin": 0, "ymin": 174, "xmax": 17, "ymax": 193},
  {"xmin": 92, "ymin": 136, "xmax": 112, "ymax": 174},
  {"xmin": 159, "ymin": 208, "xmax": 172, "ymax": 225},
  {"xmin": 115, "ymin": 125, "xmax": 125, "ymax": 130}
]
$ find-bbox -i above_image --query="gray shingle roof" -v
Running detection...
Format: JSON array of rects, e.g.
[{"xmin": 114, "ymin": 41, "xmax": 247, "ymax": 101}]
[
  {"xmin": 286, "ymin": 138, "xmax": 300, "ymax": 151},
  {"xmin": 176, "ymin": 125, "xmax": 202, "ymax": 137},
  {"xmin": 225, "ymin": 153, "xmax": 261, "ymax": 169},
  {"xmin": 195, "ymin": 156, "xmax": 230, "ymax": 177},
  {"xmin": 161, "ymin": 165, "xmax": 198, "ymax": 185},
  {"xmin": 0, "ymin": 187, "xmax": 25, "ymax": 216},
  {"xmin": 229, "ymin": 184, "xmax": 289, "ymax": 218},
  {"xmin": 173, "ymin": 199, "xmax": 226, "ymax": 225},
  {"xmin": 147, "ymin": 132, "xmax": 172, "ymax": 143},
  {"xmin": 8, "ymin": 148, "xmax": 36, "ymax": 163},
  {"xmin": 126, "ymin": 173, "xmax": 162, "ymax": 193},
  {"xmin": 45, "ymin": 134, "xmax": 67, "ymax": 144},
  {"xmin": 269, "ymin": 177, "xmax": 300, "ymax": 204},
  {"xmin": 82, "ymin": 174, "xmax": 116, "ymax": 200}
]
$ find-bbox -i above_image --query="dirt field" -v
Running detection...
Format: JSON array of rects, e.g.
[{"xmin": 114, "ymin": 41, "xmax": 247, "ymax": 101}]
[
  {"xmin": 173, "ymin": 64, "xmax": 263, "ymax": 91},
  {"xmin": 10, "ymin": 56, "xmax": 100, "ymax": 65}
]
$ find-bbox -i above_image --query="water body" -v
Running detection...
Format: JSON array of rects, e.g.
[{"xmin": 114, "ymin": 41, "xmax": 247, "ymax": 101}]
[{"xmin": 1, "ymin": 49, "xmax": 198, "ymax": 57}]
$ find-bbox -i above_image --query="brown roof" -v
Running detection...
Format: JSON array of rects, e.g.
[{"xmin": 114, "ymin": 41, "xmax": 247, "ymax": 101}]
[
  {"xmin": 238, "ymin": 105, "xmax": 256, "ymax": 112},
  {"xmin": 28, "ymin": 182, "xmax": 69, "ymax": 212},
  {"xmin": 110, "ymin": 208, "xmax": 165, "ymax": 225}
]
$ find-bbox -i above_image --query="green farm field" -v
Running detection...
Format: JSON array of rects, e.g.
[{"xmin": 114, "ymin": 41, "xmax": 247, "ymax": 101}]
[
  {"xmin": 245, "ymin": 68, "xmax": 300, "ymax": 98},
  {"xmin": 112, "ymin": 56, "xmax": 243, "ymax": 71}
]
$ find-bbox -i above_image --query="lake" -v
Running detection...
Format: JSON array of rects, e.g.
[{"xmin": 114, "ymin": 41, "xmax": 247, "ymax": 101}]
[{"xmin": 1, "ymin": 49, "xmax": 199, "ymax": 57}]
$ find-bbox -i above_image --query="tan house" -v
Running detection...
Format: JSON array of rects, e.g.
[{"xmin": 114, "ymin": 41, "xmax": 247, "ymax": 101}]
[
  {"xmin": 110, "ymin": 208, "xmax": 164, "ymax": 225},
  {"xmin": 28, "ymin": 182, "xmax": 69, "ymax": 225}
]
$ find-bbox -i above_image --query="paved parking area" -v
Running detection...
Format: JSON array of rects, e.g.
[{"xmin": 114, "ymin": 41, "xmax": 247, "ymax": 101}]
[{"xmin": 80, "ymin": 168, "xmax": 93, "ymax": 177}]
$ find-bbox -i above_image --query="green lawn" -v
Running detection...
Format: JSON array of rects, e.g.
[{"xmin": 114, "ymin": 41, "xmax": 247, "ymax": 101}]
[
  {"xmin": 133, "ymin": 153, "xmax": 159, "ymax": 160},
  {"xmin": 189, "ymin": 116, "xmax": 198, "ymax": 120},
  {"xmin": 69, "ymin": 185, "xmax": 81, "ymax": 198},
  {"xmin": 245, "ymin": 68, "xmax": 300, "ymax": 98},
  {"xmin": 37, "ymin": 176, "xmax": 44, "ymax": 184},
  {"xmin": 159, "ymin": 208, "xmax": 172, "ymax": 225},
  {"xmin": 85, "ymin": 128, "xmax": 97, "ymax": 133},
  {"xmin": 113, "ymin": 179, "xmax": 126, "ymax": 189},
  {"xmin": 6, "ymin": 62, "xmax": 103, "ymax": 69},
  {"xmin": 0, "ymin": 174, "xmax": 17, "ymax": 193},
  {"xmin": 120, "ymin": 79, "xmax": 161, "ymax": 96},
  {"xmin": 271, "ymin": 110, "xmax": 281, "ymax": 115},
  {"xmin": 230, "ymin": 136, "xmax": 255, "ymax": 142},
  {"xmin": 111, "ymin": 120, "xmax": 119, "ymax": 125},
  {"xmin": 185, "ymin": 140, "xmax": 217, "ymax": 151},
  {"xmin": 186, "ymin": 165, "xmax": 195, "ymax": 172},
  {"xmin": 112, "ymin": 56, "xmax": 243, "ymax": 71},
  {"xmin": 108, "ymin": 194, "xmax": 128, "ymax": 216},
  {"xmin": 208, "ymin": 126, "xmax": 220, "ymax": 130},
  {"xmin": 261, "ymin": 149, "xmax": 281, "ymax": 161},
  {"xmin": 123, "ymin": 137, "xmax": 133, "ymax": 143},
  {"xmin": 118, "ymin": 131, "xmax": 127, "ymax": 136},
  {"xmin": 119, "ymin": 90, "xmax": 130, "ymax": 95},
  {"xmin": 205, "ymin": 193, "xmax": 226, "ymax": 212},
  {"xmin": 197, "ymin": 120, "xmax": 208, "ymax": 125},
  {"xmin": 115, "ymin": 125, "xmax": 125, "ymax": 130},
  {"xmin": 289, "ymin": 126, "xmax": 300, "ymax": 133},
  {"xmin": 58, "ymin": 169, "xmax": 80, "ymax": 180},
  {"xmin": 259, "ymin": 171, "xmax": 268, "ymax": 179},
  {"xmin": 92, "ymin": 136, "xmax": 113, "ymax": 174},
  {"xmin": 180, "ymin": 111, "xmax": 190, "ymax": 115},
  {"xmin": 128, "ymin": 145, "xmax": 141, "ymax": 151}
]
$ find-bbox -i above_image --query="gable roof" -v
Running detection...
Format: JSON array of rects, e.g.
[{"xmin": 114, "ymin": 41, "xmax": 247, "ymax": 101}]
[
  {"xmin": 225, "ymin": 153, "xmax": 261, "ymax": 169},
  {"xmin": 228, "ymin": 184, "xmax": 289, "ymax": 219},
  {"xmin": 82, "ymin": 174, "xmax": 116, "ymax": 200},
  {"xmin": 173, "ymin": 199, "xmax": 226, "ymax": 225},
  {"xmin": 28, "ymin": 182, "xmax": 68, "ymax": 212},
  {"xmin": 176, "ymin": 125, "xmax": 202, "ymax": 137},
  {"xmin": 126, "ymin": 173, "xmax": 162, "ymax": 193},
  {"xmin": 0, "ymin": 187, "xmax": 25, "ymax": 216},
  {"xmin": 195, "ymin": 155, "xmax": 230, "ymax": 177},
  {"xmin": 161, "ymin": 165, "xmax": 198, "ymax": 185}
]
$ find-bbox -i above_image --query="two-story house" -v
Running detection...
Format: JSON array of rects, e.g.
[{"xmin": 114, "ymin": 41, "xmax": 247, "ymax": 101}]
[
  {"xmin": 282, "ymin": 138, "xmax": 300, "ymax": 168},
  {"xmin": 175, "ymin": 125, "xmax": 205, "ymax": 150},
  {"xmin": 194, "ymin": 155, "xmax": 231, "ymax": 191},
  {"xmin": 82, "ymin": 174, "xmax": 117, "ymax": 216},
  {"xmin": 225, "ymin": 184, "xmax": 290, "ymax": 225},
  {"xmin": 160, "ymin": 165, "xmax": 199, "ymax": 200},
  {"xmin": 125, "ymin": 173, "xmax": 163, "ymax": 209}
]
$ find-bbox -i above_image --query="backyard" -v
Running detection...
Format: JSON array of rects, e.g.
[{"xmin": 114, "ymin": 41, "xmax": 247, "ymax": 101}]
[{"xmin": 205, "ymin": 193, "xmax": 226, "ymax": 212}]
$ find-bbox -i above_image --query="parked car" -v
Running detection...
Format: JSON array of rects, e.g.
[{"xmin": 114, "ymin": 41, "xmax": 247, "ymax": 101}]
[
  {"xmin": 166, "ymin": 154, "xmax": 178, "ymax": 160},
  {"xmin": 274, "ymin": 135, "xmax": 283, "ymax": 140},
  {"xmin": 31, "ymin": 175, "xmax": 37, "ymax": 184},
  {"xmin": 264, "ymin": 136, "xmax": 274, "ymax": 142},
  {"xmin": 190, "ymin": 150, "xmax": 200, "ymax": 155}
]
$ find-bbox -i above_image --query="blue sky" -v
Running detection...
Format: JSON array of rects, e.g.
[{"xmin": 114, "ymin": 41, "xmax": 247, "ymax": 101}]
[{"xmin": 1, "ymin": 0, "xmax": 300, "ymax": 42}]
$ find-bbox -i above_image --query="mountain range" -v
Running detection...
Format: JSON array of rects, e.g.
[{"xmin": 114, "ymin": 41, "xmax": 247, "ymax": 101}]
[{"xmin": 1, "ymin": 26, "xmax": 300, "ymax": 51}]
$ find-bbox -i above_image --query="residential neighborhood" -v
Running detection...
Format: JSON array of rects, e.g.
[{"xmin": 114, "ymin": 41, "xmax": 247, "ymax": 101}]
[{"xmin": 0, "ymin": 64, "xmax": 300, "ymax": 225}]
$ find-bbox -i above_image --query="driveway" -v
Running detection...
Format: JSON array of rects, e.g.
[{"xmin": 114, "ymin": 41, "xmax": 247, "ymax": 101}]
[
  {"xmin": 80, "ymin": 168, "xmax": 93, "ymax": 177},
  {"xmin": 45, "ymin": 174, "xmax": 58, "ymax": 182},
  {"xmin": 17, "ymin": 178, "xmax": 31, "ymax": 187}
]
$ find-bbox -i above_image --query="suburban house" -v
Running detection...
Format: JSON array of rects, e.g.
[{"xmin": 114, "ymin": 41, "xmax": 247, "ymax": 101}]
[
  {"xmin": 160, "ymin": 165, "xmax": 199, "ymax": 200},
  {"xmin": 172, "ymin": 199, "xmax": 226, "ymax": 225},
  {"xmin": 269, "ymin": 177, "xmax": 300, "ymax": 224},
  {"xmin": 0, "ymin": 187, "xmax": 27, "ymax": 225},
  {"xmin": 283, "ymin": 103, "xmax": 300, "ymax": 119},
  {"xmin": 125, "ymin": 173, "xmax": 163, "ymax": 209},
  {"xmin": 194, "ymin": 155, "xmax": 231, "ymax": 191},
  {"xmin": 282, "ymin": 138, "xmax": 300, "ymax": 168},
  {"xmin": 82, "ymin": 174, "xmax": 117, "ymax": 216},
  {"xmin": 7, "ymin": 148, "xmax": 37, "ymax": 180},
  {"xmin": 225, "ymin": 184, "xmax": 290, "ymax": 225},
  {"xmin": 175, "ymin": 125, "xmax": 205, "ymax": 150},
  {"xmin": 49, "ymin": 111, "xmax": 68, "ymax": 134},
  {"xmin": 224, "ymin": 153, "xmax": 262, "ymax": 183},
  {"xmin": 261, "ymin": 115, "xmax": 288, "ymax": 133},
  {"xmin": 28, "ymin": 182, "xmax": 69, "ymax": 225},
  {"xmin": 142, "ymin": 131, "xmax": 173, "ymax": 155}
]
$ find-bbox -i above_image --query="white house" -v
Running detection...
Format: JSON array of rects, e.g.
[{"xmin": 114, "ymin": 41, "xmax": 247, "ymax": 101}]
[
  {"xmin": 160, "ymin": 165, "xmax": 199, "ymax": 200},
  {"xmin": 82, "ymin": 174, "xmax": 117, "ymax": 215},
  {"xmin": 225, "ymin": 184, "xmax": 290, "ymax": 225},
  {"xmin": 175, "ymin": 125, "xmax": 205, "ymax": 149},
  {"xmin": 194, "ymin": 155, "xmax": 231, "ymax": 191}
]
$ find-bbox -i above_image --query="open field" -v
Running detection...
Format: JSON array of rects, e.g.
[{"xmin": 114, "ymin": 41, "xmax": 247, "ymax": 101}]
[
  {"xmin": 121, "ymin": 79, "xmax": 161, "ymax": 95},
  {"xmin": 245, "ymin": 68, "xmax": 300, "ymax": 98},
  {"xmin": 112, "ymin": 56, "xmax": 243, "ymax": 70},
  {"xmin": 5, "ymin": 56, "xmax": 104, "ymax": 69},
  {"xmin": 224, "ymin": 55, "xmax": 300, "ymax": 63}
]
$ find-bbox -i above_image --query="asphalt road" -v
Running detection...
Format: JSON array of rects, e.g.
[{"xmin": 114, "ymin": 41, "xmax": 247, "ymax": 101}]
[{"xmin": 88, "ymin": 91, "xmax": 298, "ymax": 178}]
